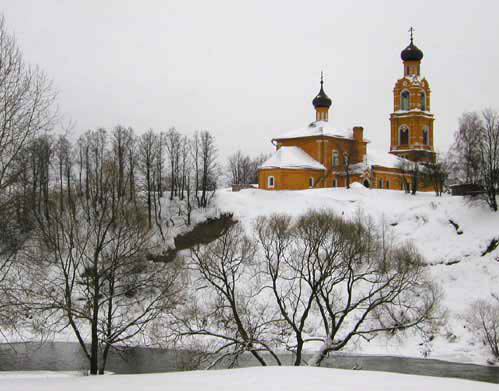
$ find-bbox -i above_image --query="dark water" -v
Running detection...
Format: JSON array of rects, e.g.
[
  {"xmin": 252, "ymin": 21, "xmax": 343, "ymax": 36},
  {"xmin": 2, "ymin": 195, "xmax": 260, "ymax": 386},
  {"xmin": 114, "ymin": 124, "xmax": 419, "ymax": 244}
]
[{"xmin": 1, "ymin": 342, "xmax": 498, "ymax": 384}]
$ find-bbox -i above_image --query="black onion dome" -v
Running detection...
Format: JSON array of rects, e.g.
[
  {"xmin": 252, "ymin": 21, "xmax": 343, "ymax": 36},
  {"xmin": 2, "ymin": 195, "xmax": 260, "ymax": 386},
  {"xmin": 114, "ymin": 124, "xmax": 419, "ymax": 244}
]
[
  {"xmin": 401, "ymin": 41, "xmax": 424, "ymax": 62},
  {"xmin": 312, "ymin": 82, "xmax": 332, "ymax": 109}
]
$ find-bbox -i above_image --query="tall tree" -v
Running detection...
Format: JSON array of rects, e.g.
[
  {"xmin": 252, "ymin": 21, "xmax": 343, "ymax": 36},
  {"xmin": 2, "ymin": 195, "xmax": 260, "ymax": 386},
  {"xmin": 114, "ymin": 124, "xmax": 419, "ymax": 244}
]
[
  {"xmin": 478, "ymin": 109, "xmax": 499, "ymax": 211},
  {"xmin": 29, "ymin": 137, "xmax": 183, "ymax": 375},
  {"xmin": 0, "ymin": 14, "xmax": 56, "ymax": 336}
]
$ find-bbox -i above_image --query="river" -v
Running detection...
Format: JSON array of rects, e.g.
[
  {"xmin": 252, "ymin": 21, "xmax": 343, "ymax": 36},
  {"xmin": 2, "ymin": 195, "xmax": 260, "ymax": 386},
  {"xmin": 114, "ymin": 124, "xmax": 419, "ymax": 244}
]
[{"xmin": 1, "ymin": 342, "xmax": 498, "ymax": 384}]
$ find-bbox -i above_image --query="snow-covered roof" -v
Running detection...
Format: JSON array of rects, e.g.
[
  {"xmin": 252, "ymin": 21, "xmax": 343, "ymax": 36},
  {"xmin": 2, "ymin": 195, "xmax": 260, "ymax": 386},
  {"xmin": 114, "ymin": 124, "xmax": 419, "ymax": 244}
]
[
  {"xmin": 259, "ymin": 146, "xmax": 326, "ymax": 171},
  {"xmin": 349, "ymin": 148, "xmax": 409, "ymax": 173},
  {"xmin": 275, "ymin": 121, "xmax": 353, "ymax": 140},
  {"xmin": 366, "ymin": 149, "xmax": 406, "ymax": 168}
]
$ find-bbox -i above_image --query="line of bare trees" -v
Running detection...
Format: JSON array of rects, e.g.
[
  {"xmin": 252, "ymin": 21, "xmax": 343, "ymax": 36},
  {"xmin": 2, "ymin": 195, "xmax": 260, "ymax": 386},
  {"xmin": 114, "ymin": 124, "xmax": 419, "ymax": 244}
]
[
  {"xmin": 227, "ymin": 150, "xmax": 269, "ymax": 186},
  {"xmin": 0, "ymin": 13, "xmax": 224, "ymax": 374}
]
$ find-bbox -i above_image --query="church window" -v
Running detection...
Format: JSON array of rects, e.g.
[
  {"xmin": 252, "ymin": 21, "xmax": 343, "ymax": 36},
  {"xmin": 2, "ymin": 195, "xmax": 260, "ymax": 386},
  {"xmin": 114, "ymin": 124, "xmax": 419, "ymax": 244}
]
[
  {"xmin": 401, "ymin": 90, "xmax": 410, "ymax": 110},
  {"xmin": 268, "ymin": 176, "xmax": 275, "ymax": 188},
  {"xmin": 379, "ymin": 179, "xmax": 384, "ymax": 189},
  {"xmin": 309, "ymin": 177, "xmax": 314, "ymax": 188},
  {"xmin": 423, "ymin": 127, "xmax": 429, "ymax": 145},
  {"xmin": 332, "ymin": 178, "xmax": 338, "ymax": 187},
  {"xmin": 386, "ymin": 181, "xmax": 390, "ymax": 189},
  {"xmin": 420, "ymin": 92, "xmax": 427, "ymax": 111},
  {"xmin": 332, "ymin": 151, "xmax": 339, "ymax": 167},
  {"xmin": 399, "ymin": 126, "xmax": 409, "ymax": 145}
]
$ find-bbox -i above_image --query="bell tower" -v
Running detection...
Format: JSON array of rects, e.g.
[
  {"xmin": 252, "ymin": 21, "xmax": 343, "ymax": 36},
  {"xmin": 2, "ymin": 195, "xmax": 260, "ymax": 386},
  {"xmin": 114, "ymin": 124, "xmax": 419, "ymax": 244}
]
[{"xmin": 389, "ymin": 28, "xmax": 435, "ymax": 163}]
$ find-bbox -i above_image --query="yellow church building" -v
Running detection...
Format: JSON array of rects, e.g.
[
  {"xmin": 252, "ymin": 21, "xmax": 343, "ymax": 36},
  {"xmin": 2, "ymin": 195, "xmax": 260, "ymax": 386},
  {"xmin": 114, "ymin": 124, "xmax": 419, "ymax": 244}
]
[{"xmin": 258, "ymin": 33, "xmax": 435, "ymax": 191}]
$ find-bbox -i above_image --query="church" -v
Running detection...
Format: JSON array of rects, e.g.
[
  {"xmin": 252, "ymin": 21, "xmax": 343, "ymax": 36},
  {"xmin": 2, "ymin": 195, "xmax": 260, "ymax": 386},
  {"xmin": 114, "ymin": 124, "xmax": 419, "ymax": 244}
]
[{"xmin": 258, "ymin": 33, "xmax": 435, "ymax": 191}]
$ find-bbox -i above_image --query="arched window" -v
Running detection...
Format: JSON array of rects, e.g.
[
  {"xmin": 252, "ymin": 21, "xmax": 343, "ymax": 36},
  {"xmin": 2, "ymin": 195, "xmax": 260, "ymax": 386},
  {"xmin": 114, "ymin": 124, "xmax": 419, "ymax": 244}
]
[
  {"xmin": 332, "ymin": 151, "xmax": 339, "ymax": 167},
  {"xmin": 420, "ymin": 92, "xmax": 427, "ymax": 111},
  {"xmin": 309, "ymin": 177, "xmax": 314, "ymax": 188},
  {"xmin": 399, "ymin": 126, "xmax": 409, "ymax": 145},
  {"xmin": 268, "ymin": 176, "xmax": 275, "ymax": 188},
  {"xmin": 423, "ymin": 127, "xmax": 429, "ymax": 145},
  {"xmin": 401, "ymin": 90, "xmax": 410, "ymax": 110}
]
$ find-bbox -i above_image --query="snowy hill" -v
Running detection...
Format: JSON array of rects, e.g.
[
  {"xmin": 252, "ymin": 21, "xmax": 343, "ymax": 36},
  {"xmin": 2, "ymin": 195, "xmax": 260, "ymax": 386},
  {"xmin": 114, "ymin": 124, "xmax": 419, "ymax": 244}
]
[
  {"xmin": 215, "ymin": 185, "xmax": 499, "ymax": 365},
  {"xmin": 1, "ymin": 367, "xmax": 496, "ymax": 391}
]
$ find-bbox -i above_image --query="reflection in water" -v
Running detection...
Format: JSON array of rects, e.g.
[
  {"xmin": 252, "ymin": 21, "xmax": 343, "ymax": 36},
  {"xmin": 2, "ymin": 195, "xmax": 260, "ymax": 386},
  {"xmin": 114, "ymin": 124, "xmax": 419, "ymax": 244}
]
[{"xmin": 1, "ymin": 342, "xmax": 498, "ymax": 384}]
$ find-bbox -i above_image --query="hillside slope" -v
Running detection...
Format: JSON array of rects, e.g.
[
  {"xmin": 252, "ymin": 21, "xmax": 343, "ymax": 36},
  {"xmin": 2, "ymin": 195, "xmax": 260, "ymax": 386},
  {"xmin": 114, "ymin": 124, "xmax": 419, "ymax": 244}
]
[{"xmin": 215, "ymin": 185, "xmax": 499, "ymax": 365}]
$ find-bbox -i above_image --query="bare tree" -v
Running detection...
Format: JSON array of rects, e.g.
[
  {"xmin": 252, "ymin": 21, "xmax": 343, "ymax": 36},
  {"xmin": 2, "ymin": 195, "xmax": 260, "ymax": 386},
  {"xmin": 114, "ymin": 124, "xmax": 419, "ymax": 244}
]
[
  {"xmin": 0, "ymin": 14, "xmax": 56, "ymax": 338},
  {"xmin": 448, "ymin": 112, "xmax": 482, "ymax": 185},
  {"xmin": 256, "ymin": 210, "xmax": 440, "ymax": 366},
  {"xmin": 478, "ymin": 109, "xmax": 499, "ymax": 211},
  {"xmin": 465, "ymin": 296, "xmax": 499, "ymax": 361},
  {"xmin": 425, "ymin": 155, "xmax": 448, "ymax": 197},
  {"xmin": 396, "ymin": 158, "xmax": 421, "ymax": 194},
  {"xmin": 165, "ymin": 128, "xmax": 181, "ymax": 201},
  {"xmin": 28, "ymin": 141, "xmax": 184, "ymax": 375},
  {"xmin": 192, "ymin": 131, "xmax": 218, "ymax": 208},
  {"xmin": 138, "ymin": 130, "xmax": 157, "ymax": 229},
  {"xmin": 177, "ymin": 223, "xmax": 280, "ymax": 368}
]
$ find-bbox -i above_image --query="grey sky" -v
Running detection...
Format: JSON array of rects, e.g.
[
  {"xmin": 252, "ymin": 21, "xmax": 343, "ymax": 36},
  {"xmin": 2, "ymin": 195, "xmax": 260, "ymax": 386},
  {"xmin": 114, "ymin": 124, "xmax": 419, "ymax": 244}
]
[{"xmin": 2, "ymin": 0, "xmax": 498, "ymax": 159}]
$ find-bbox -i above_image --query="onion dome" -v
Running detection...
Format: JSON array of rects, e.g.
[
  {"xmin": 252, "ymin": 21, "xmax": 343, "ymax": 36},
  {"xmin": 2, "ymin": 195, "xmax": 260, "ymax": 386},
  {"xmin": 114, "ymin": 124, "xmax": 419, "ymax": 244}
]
[
  {"xmin": 401, "ymin": 42, "xmax": 424, "ymax": 61},
  {"xmin": 312, "ymin": 73, "xmax": 332, "ymax": 109},
  {"xmin": 401, "ymin": 28, "xmax": 423, "ymax": 61}
]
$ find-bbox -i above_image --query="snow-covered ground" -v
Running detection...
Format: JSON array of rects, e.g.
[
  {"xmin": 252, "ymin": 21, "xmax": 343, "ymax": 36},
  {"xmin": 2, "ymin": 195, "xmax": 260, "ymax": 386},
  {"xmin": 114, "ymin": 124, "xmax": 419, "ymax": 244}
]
[
  {"xmin": 1, "ymin": 367, "xmax": 496, "ymax": 391},
  {"xmin": 215, "ymin": 185, "xmax": 499, "ymax": 365}
]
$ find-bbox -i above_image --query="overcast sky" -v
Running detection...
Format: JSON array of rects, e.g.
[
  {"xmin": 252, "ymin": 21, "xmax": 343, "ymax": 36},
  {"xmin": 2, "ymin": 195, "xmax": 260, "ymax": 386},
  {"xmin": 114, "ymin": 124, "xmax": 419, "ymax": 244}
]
[{"xmin": 2, "ymin": 0, "xmax": 499, "ymax": 159}]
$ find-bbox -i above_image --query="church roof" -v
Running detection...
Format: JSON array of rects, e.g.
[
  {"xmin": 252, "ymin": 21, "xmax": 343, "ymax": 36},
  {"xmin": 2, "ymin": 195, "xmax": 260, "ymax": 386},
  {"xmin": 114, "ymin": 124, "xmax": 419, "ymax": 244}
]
[
  {"xmin": 349, "ymin": 148, "xmax": 410, "ymax": 173},
  {"xmin": 274, "ymin": 121, "xmax": 353, "ymax": 141},
  {"xmin": 259, "ymin": 146, "xmax": 326, "ymax": 171}
]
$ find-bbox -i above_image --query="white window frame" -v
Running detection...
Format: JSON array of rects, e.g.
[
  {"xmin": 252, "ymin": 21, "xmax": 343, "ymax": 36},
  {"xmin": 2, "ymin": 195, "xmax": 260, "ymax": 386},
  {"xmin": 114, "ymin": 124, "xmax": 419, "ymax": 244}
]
[
  {"xmin": 268, "ymin": 176, "xmax": 275, "ymax": 188},
  {"xmin": 309, "ymin": 177, "xmax": 314, "ymax": 188},
  {"xmin": 379, "ymin": 179, "xmax": 384, "ymax": 189}
]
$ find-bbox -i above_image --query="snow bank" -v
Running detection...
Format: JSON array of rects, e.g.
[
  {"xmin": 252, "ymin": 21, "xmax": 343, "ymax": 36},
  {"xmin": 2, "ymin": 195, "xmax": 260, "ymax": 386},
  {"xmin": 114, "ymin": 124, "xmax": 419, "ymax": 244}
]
[{"xmin": 1, "ymin": 367, "xmax": 495, "ymax": 391}]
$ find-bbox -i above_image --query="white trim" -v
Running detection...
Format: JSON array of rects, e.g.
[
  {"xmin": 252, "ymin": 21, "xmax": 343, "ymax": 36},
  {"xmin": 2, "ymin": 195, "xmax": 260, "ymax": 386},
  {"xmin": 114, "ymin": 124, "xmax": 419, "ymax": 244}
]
[
  {"xmin": 309, "ymin": 177, "xmax": 315, "ymax": 188},
  {"xmin": 268, "ymin": 176, "xmax": 275, "ymax": 188}
]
